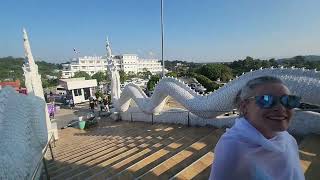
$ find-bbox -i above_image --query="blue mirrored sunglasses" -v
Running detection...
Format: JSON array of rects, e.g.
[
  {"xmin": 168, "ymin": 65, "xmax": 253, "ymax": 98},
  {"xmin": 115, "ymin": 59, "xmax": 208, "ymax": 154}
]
[{"xmin": 247, "ymin": 95, "xmax": 301, "ymax": 109}]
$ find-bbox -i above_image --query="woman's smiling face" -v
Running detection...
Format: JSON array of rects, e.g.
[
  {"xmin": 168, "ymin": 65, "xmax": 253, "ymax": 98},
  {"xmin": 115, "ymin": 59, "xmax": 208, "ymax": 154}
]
[{"xmin": 243, "ymin": 83, "xmax": 294, "ymax": 139}]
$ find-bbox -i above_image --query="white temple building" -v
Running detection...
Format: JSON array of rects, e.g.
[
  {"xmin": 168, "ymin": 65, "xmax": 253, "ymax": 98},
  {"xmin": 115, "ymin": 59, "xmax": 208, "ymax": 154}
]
[{"xmin": 61, "ymin": 54, "xmax": 164, "ymax": 78}]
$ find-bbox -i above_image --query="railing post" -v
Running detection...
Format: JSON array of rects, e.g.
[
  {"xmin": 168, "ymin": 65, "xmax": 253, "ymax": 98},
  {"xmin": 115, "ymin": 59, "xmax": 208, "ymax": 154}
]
[
  {"xmin": 42, "ymin": 158, "xmax": 50, "ymax": 180},
  {"xmin": 187, "ymin": 111, "xmax": 190, "ymax": 127},
  {"xmin": 49, "ymin": 143, "xmax": 54, "ymax": 160},
  {"xmin": 53, "ymin": 138, "xmax": 56, "ymax": 147},
  {"xmin": 151, "ymin": 114, "xmax": 154, "ymax": 125},
  {"xmin": 131, "ymin": 112, "xmax": 133, "ymax": 122}
]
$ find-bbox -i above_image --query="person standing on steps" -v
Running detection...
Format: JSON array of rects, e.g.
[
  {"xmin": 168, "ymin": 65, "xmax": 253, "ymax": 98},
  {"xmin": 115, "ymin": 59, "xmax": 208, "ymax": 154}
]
[
  {"xmin": 89, "ymin": 97, "xmax": 95, "ymax": 113},
  {"xmin": 69, "ymin": 98, "xmax": 75, "ymax": 109},
  {"xmin": 103, "ymin": 96, "xmax": 109, "ymax": 112}
]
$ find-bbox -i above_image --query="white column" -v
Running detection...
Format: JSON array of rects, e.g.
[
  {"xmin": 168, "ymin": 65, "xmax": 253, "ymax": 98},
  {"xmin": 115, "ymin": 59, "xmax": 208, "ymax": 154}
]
[
  {"xmin": 89, "ymin": 87, "xmax": 93, "ymax": 97},
  {"xmin": 72, "ymin": 89, "xmax": 75, "ymax": 101},
  {"xmin": 81, "ymin": 88, "xmax": 85, "ymax": 102}
]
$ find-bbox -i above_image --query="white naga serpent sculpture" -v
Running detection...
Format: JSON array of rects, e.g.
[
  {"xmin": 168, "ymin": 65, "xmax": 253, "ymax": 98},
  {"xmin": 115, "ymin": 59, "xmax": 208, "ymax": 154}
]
[
  {"xmin": 106, "ymin": 39, "xmax": 319, "ymax": 118},
  {"xmin": 111, "ymin": 65, "xmax": 319, "ymax": 119}
]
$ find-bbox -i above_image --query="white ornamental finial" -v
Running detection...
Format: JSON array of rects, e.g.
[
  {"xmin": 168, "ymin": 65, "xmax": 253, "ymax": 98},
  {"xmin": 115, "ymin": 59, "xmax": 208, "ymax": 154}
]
[
  {"xmin": 106, "ymin": 36, "xmax": 112, "ymax": 59},
  {"xmin": 22, "ymin": 28, "xmax": 54, "ymax": 140},
  {"xmin": 23, "ymin": 28, "xmax": 35, "ymax": 66},
  {"xmin": 106, "ymin": 37, "xmax": 121, "ymax": 108}
]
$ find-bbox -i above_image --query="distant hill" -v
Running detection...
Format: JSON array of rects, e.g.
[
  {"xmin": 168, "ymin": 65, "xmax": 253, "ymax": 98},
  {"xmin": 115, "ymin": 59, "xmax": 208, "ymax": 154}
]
[
  {"xmin": 277, "ymin": 55, "xmax": 320, "ymax": 63},
  {"xmin": 0, "ymin": 56, "xmax": 61, "ymax": 87}
]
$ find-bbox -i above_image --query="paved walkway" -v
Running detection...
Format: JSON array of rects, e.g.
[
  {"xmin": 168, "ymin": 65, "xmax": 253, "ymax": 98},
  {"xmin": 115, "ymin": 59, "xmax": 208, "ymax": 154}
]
[{"xmin": 53, "ymin": 102, "xmax": 101, "ymax": 129}]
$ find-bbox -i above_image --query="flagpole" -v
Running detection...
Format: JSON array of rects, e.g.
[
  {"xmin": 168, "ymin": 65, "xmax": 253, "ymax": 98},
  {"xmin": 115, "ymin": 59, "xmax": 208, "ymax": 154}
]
[{"xmin": 161, "ymin": 0, "xmax": 165, "ymax": 78}]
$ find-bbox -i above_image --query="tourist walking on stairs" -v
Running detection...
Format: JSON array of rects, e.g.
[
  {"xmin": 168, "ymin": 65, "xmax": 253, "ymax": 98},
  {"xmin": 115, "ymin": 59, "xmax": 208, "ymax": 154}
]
[{"xmin": 209, "ymin": 76, "xmax": 304, "ymax": 180}]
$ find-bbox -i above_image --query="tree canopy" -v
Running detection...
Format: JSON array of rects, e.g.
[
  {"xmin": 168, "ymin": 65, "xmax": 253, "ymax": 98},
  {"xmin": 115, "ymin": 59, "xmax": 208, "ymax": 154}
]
[
  {"xmin": 280, "ymin": 56, "xmax": 320, "ymax": 69},
  {"xmin": 190, "ymin": 73, "xmax": 221, "ymax": 92},
  {"xmin": 119, "ymin": 70, "xmax": 127, "ymax": 84},
  {"xmin": 73, "ymin": 71, "xmax": 91, "ymax": 80},
  {"xmin": 166, "ymin": 71, "xmax": 178, "ymax": 77},
  {"xmin": 92, "ymin": 71, "xmax": 108, "ymax": 84},
  {"xmin": 0, "ymin": 56, "xmax": 60, "ymax": 88},
  {"xmin": 227, "ymin": 56, "xmax": 278, "ymax": 75},
  {"xmin": 137, "ymin": 68, "xmax": 152, "ymax": 79},
  {"xmin": 147, "ymin": 75, "xmax": 160, "ymax": 91},
  {"xmin": 196, "ymin": 64, "xmax": 233, "ymax": 82},
  {"xmin": 2, "ymin": 55, "xmax": 319, "ymax": 91}
]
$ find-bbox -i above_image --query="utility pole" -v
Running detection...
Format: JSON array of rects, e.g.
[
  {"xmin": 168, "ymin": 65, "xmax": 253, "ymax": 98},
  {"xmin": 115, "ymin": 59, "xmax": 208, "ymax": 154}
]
[{"xmin": 161, "ymin": 0, "xmax": 165, "ymax": 77}]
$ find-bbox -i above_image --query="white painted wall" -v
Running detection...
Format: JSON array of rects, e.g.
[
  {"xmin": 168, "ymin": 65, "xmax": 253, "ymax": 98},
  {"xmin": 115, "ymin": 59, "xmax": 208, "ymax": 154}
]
[
  {"xmin": 59, "ymin": 78, "xmax": 97, "ymax": 104},
  {"xmin": 119, "ymin": 109, "xmax": 320, "ymax": 135}
]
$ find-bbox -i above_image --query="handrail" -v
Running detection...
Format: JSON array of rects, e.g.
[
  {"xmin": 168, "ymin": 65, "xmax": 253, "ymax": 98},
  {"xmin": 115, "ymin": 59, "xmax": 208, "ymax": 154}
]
[{"xmin": 30, "ymin": 133, "xmax": 55, "ymax": 180}]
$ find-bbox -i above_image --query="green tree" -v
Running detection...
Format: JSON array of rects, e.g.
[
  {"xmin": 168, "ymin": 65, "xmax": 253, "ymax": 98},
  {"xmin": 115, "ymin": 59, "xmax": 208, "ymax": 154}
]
[
  {"xmin": 191, "ymin": 73, "xmax": 220, "ymax": 92},
  {"xmin": 0, "ymin": 57, "xmax": 62, "ymax": 88},
  {"xmin": 119, "ymin": 70, "xmax": 127, "ymax": 84},
  {"xmin": 95, "ymin": 90, "xmax": 105, "ymax": 99},
  {"xmin": 141, "ymin": 68, "xmax": 152, "ymax": 79},
  {"xmin": 41, "ymin": 78, "xmax": 58, "ymax": 88},
  {"xmin": 147, "ymin": 75, "xmax": 160, "ymax": 91},
  {"xmin": 56, "ymin": 71, "xmax": 63, "ymax": 79},
  {"xmin": 268, "ymin": 58, "xmax": 278, "ymax": 67},
  {"xmin": 127, "ymin": 71, "xmax": 137, "ymax": 79},
  {"xmin": 228, "ymin": 56, "xmax": 279, "ymax": 75},
  {"xmin": 73, "ymin": 71, "xmax": 91, "ymax": 80},
  {"xmin": 196, "ymin": 64, "xmax": 233, "ymax": 82},
  {"xmin": 92, "ymin": 71, "xmax": 107, "ymax": 84},
  {"xmin": 41, "ymin": 78, "xmax": 49, "ymax": 88},
  {"xmin": 166, "ymin": 71, "xmax": 178, "ymax": 77},
  {"xmin": 137, "ymin": 71, "xmax": 152, "ymax": 79}
]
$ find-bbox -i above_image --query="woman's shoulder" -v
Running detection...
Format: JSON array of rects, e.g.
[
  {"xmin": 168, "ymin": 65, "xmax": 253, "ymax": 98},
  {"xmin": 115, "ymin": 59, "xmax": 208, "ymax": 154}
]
[
  {"xmin": 215, "ymin": 131, "xmax": 245, "ymax": 154},
  {"xmin": 282, "ymin": 131, "xmax": 299, "ymax": 149}
]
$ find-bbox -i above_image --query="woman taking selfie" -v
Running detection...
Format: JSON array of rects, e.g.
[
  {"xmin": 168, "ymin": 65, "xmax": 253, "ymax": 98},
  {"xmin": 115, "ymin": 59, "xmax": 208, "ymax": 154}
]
[{"xmin": 210, "ymin": 76, "xmax": 304, "ymax": 180}]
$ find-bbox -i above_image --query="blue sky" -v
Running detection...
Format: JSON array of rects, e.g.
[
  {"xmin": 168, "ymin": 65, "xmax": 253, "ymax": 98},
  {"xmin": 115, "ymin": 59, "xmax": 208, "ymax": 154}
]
[{"xmin": 1, "ymin": 0, "xmax": 320, "ymax": 63}]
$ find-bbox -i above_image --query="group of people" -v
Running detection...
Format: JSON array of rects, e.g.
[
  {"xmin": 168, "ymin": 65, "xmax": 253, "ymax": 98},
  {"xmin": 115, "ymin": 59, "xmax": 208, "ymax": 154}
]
[
  {"xmin": 61, "ymin": 96, "xmax": 75, "ymax": 109},
  {"xmin": 89, "ymin": 96, "xmax": 109, "ymax": 113}
]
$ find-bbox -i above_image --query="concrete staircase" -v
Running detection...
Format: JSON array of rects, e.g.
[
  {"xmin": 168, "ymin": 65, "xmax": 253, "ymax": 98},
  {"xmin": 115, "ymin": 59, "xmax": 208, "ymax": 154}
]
[
  {"xmin": 46, "ymin": 120, "xmax": 223, "ymax": 179},
  {"xmin": 46, "ymin": 120, "xmax": 320, "ymax": 180}
]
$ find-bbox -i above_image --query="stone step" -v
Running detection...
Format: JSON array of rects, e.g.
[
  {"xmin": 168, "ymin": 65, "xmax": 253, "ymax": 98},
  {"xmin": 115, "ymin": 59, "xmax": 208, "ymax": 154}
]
[
  {"xmin": 51, "ymin": 122, "xmax": 148, "ymax": 156},
  {"xmin": 172, "ymin": 151, "xmax": 214, "ymax": 180},
  {"xmin": 51, "ymin": 121, "xmax": 127, "ymax": 147},
  {"xmin": 111, "ymin": 128, "xmax": 215, "ymax": 179},
  {"xmin": 48, "ymin": 122, "xmax": 158, "ymax": 166},
  {"xmin": 50, "ymin": 124, "xmax": 175, "ymax": 179},
  {"xmin": 72, "ymin": 125, "xmax": 198, "ymax": 179},
  {"xmin": 138, "ymin": 129, "xmax": 223, "ymax": 179},
  {"xmin": 49, "ymin": 139, "xmax": 122, "ymax": 173},
  {"xmin": 45, "ymin": 121, "xmax": 223, "ymax": 180},
  {"xmin": 48, "ymin": 123, "xmax": 159, "ymax": 170}
]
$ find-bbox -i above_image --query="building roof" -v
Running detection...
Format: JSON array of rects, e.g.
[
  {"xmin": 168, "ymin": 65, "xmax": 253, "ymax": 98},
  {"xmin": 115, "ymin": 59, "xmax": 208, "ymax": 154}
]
[
  {"xmin": 59, "ymin": 78, "xmax": 97, "ymax": 90},
  {"xmin": 0, "ymin": 80, "xmax": 21, "ymax": 89}
]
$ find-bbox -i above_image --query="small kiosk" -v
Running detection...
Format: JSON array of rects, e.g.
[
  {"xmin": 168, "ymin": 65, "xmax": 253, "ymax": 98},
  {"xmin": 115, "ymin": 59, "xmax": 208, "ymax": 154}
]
[{"xmin": 59, "ymin": 78, "xmax": 97, "ymax": 104}]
